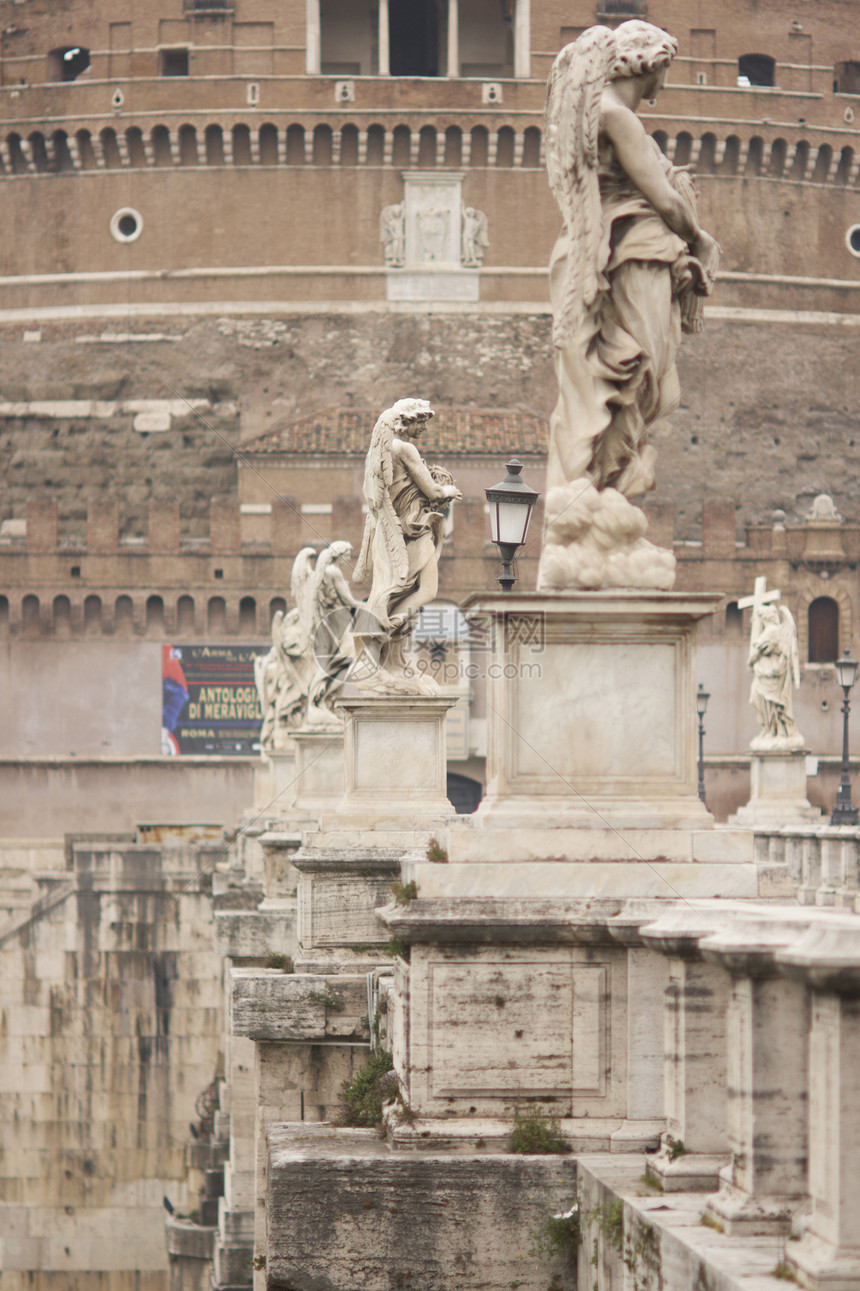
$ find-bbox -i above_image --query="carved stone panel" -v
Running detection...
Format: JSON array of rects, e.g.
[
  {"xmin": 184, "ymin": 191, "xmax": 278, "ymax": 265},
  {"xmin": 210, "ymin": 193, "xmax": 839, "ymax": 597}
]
[{"xmin": 406, "ymin": 944, "xmax": 626, "ymax": 1116}]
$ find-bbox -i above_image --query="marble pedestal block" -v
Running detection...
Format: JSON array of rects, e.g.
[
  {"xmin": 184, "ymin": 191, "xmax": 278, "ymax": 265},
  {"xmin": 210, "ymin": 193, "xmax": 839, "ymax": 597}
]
[
  {"xmin": 290, "ymin": 695, "xmax": 459, "ymax": 966},
  {"xmin": 378, "ymin": 896, "xmax": 660, "ymax": 1143},
  {"xmin": 254, "ymin": 747, "xmax": 297, "ymax": 812},
  {"xmin": 730, "ymin": 749, "xmax": 822, "ymax": 828},
  {"xmin": 293, "ymin": 729, "xmax": 345, "ymax": 813},
  {"xmin": 449, "ymin": 591, "xmax": 720, "ymax": 864},
  {"xmin": 325, "ymin": 693, "xmax": 459, "ymax": 832}
]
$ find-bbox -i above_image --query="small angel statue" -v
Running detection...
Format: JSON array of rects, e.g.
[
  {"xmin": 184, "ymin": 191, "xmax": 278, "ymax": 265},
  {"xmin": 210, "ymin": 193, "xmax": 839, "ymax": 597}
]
[
  {"xmin": 255, "ymin": 541, "xmax": 362, "ymax": 749},
  {"xmin": 748, "ymin": 602, "xmax": 804, "ymax": 751}
]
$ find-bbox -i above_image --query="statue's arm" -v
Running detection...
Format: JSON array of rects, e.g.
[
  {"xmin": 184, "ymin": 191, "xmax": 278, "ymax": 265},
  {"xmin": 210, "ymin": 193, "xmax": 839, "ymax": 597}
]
[
  {"xmin": 329, "ymin": 565, "xmax": 362, "ymax": 609},
  {"xmin": 601, "ymin": 95, "xmax": 719, "ymax": 272},
  {"xmin": 395, "ymin": 440, "xmax": 460, "ymax": 500}
]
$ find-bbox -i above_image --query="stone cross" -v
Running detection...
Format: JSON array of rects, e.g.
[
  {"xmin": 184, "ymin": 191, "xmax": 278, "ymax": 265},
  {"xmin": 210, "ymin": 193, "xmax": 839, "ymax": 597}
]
[{"xmin": 738, "ymin": 575, "xmax": 781, "ymax": 618}]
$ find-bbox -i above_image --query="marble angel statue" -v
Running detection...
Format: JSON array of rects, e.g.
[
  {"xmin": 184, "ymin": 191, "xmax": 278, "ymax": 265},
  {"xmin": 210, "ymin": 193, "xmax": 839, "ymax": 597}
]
[
  {"xmin": 255, "ymin": 541, "xmax": 362, "ymax": 749},
  {"xmin": 537, "ymin": 21, "xmax": 720, "ymax": 591},
  {"xmin": 305, "ymin": 539, "xmax": 363, "ymax": 725},
  {"xmin": 350, "ymin": 398, "xmax": 461, "ymax": 693},
  {"xmin": 255, "ymin": 547, "xmax": 317, "ymax": 750},
  {"xmin": 748, "ymin": 602, "xmax": 804, "ymax": 751}
]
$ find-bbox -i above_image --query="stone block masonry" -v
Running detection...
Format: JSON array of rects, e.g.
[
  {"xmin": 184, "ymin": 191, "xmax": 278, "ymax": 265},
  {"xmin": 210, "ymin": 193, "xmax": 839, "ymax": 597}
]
[
  {"xmin": 266, "ymin": 1124, "xmax": 577, "ymax": 1291},
  {"xmin": 0, "ymin": 840, "xmax": 226, "ymax": 1291}
]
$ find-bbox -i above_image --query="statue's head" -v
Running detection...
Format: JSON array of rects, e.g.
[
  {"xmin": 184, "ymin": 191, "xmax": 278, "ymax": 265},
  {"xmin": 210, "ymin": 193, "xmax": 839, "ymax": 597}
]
[
  {"xmin": 390, "ymin": 397, "xmax": 435, "ymax": 439},
  {"xmin": 328, "ymin": 540, "xmax": 352, "ymax": 564},
  {"xmin": 608, "ymin": 21, "xmax": 678, "ymax": 81}
]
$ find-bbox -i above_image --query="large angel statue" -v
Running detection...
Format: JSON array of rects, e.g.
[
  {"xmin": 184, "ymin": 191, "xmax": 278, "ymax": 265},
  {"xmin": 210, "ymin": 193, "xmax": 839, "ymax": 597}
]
[
  {"xmin": 537, "ymin": 22, "xmax": 720, "ymax": 591},
  {"xmin": 349, "ymin": 398, "xmax": 461, "ymax": 693},
  {"xmin": 748, "ymin": 602, "xmax": 804, "ymax": 751},
  {"xmin": 254, "ymin": 541, "xmax": 362, "ymax": 750}
]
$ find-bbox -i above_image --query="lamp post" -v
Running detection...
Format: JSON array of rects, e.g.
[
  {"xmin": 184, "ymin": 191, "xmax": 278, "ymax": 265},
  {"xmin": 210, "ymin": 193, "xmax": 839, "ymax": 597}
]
[
  {"xmin": 831, "ymin": 650, "xmax": 859, "ymax": 826},
  {"xmin": 485, "ymin": 458, "xmax": 541, "ymax": 592},
  {"xmin": 696, "ymin": 683, "xmax": 710, "ymax": 807}
]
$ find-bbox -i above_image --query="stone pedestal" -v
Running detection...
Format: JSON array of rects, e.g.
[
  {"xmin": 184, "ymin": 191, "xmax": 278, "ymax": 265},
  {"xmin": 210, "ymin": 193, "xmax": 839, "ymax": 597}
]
[
  {"xmin": 373, "ymin": 898, "xmax": 663, "ymax": 1149},
  {"xmin": 290, "ymin": 694, "xmax": 459, "ymax": 968},
  {"xmin": 309, "ymin": 692, "xmax": 459, "ymax": 836},
  {"xmin": 730, "ymin": 749, "xmax": 822, "ymax": 827},
  {"xmin": 255, "ymin": 747, "xmax": 299, "ymax": 813},
  {"xmin": 449, "ymin": 592, "xmax": 719, "ymax": 865},
  {"xmin": 293, "ymin": 729, "xmax": 345, "ymax": 813}
]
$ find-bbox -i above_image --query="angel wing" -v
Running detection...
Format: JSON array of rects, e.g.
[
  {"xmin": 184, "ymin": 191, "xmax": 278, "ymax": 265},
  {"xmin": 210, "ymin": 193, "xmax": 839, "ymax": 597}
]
[
  {"xmin": 290, "ymin": 547, "xmax": 317, "ymax": 606},
  {"xmin": 288, "ymin": 547, "xmax": 317, "ymax": 648},
  {"xmin": 354, "ymin": 409, "xmax": 408, "ymax": 589},
  {"xmin": 545, "ymin": 27, "xmax": 615, "ymax": 348},
  {"xmin": 780, "ymin": 605, "xmax": 801, "ymax": 691},
  {"xmin": 354, "ymin": 418, "xmax": 388, "ymax": 585}
]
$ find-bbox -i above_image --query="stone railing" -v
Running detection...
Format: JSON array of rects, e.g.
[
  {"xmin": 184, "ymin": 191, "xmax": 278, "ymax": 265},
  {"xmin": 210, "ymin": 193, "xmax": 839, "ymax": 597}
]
[{"xmin": 753, "ymin": 824, "xmax": 860, "ymax": 908}]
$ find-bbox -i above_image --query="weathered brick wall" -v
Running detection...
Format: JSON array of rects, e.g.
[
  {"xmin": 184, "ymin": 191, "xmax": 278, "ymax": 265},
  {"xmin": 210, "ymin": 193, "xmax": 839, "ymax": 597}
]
[{"xmin": 1, "ymin": 310, "xmax": 858, "ymax": 539}]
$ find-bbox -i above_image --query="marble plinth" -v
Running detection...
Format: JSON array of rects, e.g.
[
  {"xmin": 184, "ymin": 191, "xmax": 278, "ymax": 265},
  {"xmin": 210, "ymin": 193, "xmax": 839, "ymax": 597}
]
[
  {"xmin": 730, "ymin": 748, "xmax": 823, "ymax": 827},
  {"xmin": 254, "ymin": 747, "xmax": 298, "ymax": 812},
  {"xmin": 293, "ymin": 729, "xmax": 345, "ymax": 813},
  {"xmin": 449, "ymin": 592, "xmax": 719, "ymax": 863},
  {"xmin": 328, "ymin": 692, "xmax": 459, "ymax": 827}
]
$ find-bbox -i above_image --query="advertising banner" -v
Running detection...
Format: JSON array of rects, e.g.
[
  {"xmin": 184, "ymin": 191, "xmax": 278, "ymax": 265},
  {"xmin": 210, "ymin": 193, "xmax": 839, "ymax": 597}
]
[{"xmin": 162, "ymin": 644, "xmax": 269, "ymax": 756}]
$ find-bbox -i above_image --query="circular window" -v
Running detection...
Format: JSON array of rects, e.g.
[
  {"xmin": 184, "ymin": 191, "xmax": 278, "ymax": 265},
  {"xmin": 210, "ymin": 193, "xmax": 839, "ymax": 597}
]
[
  {"xmin": 847, "ymin": 225, "xmax": 860, "ymax": 258},
  {"xmin": 110, "ymin": 206, "xmax": 143, "ymax": 243}
]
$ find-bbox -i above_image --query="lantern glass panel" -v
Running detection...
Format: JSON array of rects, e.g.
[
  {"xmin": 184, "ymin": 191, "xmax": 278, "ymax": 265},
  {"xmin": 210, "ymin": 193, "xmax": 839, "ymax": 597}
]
[
  {"xmin": 835, "ymin": 652, "xmax": 858, "ymax": 690},
  {"xmin": 495, "ymin": 498, "xmax": 532, "ymax": 546}
]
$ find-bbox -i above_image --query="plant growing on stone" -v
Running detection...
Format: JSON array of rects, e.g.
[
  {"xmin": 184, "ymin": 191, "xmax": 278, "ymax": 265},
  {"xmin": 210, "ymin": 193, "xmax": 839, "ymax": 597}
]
[
  {"xmin": 508, "ymin": 1110, "xmax": 571, "ymax": 1155},
  {"xmin": 264, "ymin": 952, "xmax": 293, "ymax": 971},
  {"xmin": 665, "ymin": 1134, "xmax": 687, "ymax": 1161},
  {"xmin": 591, "ymin": 1198, "xmax": 624, "ymax": 1253},
  {"xmin": 337, "ymin": 1049, "xmax": 398, "ymax": 1127},
  {"xmin": 307, "ymin": 989, "xmax": 344, "ymax": 1012},
  {"xmin": 390, "ymin": 880, "xmax": 418, "ymax": 905},
  {"xmin": 386, "ymin": 937, "xmax": 411, "ymax": 961},
  {"xmin": 533, "ymin": 1203, "xmax": 581, "ymax": 1260},
  {"xmin": 426, "ymin": 837, "xmax": 448, "ymax": 862}
]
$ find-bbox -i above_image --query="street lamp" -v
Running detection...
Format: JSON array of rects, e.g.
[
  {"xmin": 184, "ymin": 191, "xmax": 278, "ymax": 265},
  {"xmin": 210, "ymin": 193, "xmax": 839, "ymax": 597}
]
[
  {"xmin": 831, "ymin": 650, "xmax": 859, "ymax": 826},
  {"xmin": 696, "ymin": 683, "xmax": 710, "ymax": 806},
  {"xmin": 485, "ymin": 458, "xmax": 541, "ymax": 592}
]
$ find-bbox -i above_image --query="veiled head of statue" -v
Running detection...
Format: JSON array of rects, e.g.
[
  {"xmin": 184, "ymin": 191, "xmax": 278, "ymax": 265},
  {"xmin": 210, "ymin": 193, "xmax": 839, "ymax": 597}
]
[{"xmin": 608, "ymin": 21, "xmax": 678, "ymax": 80}]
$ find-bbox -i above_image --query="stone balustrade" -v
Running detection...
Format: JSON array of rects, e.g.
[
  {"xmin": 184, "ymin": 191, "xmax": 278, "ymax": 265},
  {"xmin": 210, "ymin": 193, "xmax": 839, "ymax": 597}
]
[
  {"xmin": 752, "ymin": 825, "xmax": 860, "ymax": 908},
  {"xmin": 631, "ymin": 901, "xmax": 860, "ymax": 1288}
]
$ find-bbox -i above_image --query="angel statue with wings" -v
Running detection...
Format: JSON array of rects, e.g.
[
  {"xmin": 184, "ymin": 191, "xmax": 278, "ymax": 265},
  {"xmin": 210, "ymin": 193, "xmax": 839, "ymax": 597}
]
[
  {"xmin": 350, "ymin": 398, "xmax": 461, "ymax": 693},
  {"xmin": 748, "ymin": 602, "xmax": 804, "ymax": 751},
  {"xmin": 254, "ymin": 541, "xmax": 362, "ymax": 749},
  {"xmin": 537, "ymin": 21, "xmax": 720, "ymax": 592}
]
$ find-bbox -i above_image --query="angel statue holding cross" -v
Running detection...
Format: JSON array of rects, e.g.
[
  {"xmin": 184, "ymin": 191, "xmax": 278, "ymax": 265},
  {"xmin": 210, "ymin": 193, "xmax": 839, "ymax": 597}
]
[{"xmin": 741, "ymin": 577, "xmax": 804, "ymax": 751}]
